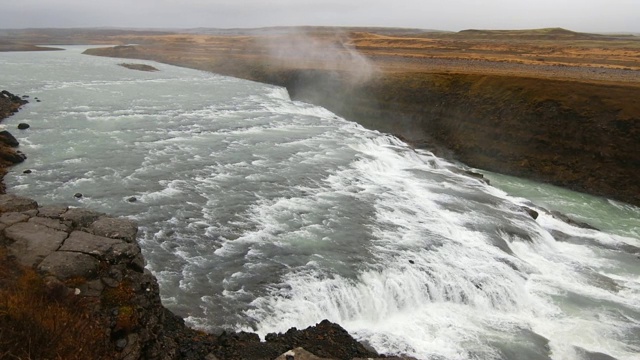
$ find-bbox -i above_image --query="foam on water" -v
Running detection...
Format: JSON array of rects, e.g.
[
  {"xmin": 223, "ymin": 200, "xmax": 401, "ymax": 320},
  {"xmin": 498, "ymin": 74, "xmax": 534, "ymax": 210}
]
[{"xmin": 2, "ymin": 46, "xmax": 639, "ymax": 360}]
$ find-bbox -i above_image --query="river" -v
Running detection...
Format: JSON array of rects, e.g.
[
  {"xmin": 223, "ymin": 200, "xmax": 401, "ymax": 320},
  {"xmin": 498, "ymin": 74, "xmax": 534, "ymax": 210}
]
[{"xmin": 1, "ymin": 46, "xmax": 639, "ymax": 360}]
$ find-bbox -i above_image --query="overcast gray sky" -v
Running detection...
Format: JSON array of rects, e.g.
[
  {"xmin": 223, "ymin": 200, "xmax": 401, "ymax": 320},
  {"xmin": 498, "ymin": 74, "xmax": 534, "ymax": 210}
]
[{"xmin": 2, "ymin": 0, "xmax": 639, "ymax": 32}]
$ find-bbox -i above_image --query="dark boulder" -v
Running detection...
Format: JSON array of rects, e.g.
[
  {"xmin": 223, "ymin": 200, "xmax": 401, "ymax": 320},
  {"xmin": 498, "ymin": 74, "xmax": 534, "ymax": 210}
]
[
  {"xmin": 523, "ymin": 207, "xmax": 539, "ymax": 220},
  {"xmin": 0, "ymin": 130, "xmax": 19, "ymax": 147},
  {"xmin": 17, "ymin": 123, "xmax": 30, "ymax": 130},
  {"xmin": 463, "ymin": 170, "xmax": 490, "ymax": 185},
  {"xmin": 0, "ymin": 148, "xmax": 26, "ymax": 163},
  {"xmin": 74, "ymin": 193, "xmax": 83, "ymax": 199},
  {"xmin": 1, "ymin": 90, "xmax": 28, "ymax": 105},
  {"xmin": 265, "ymin": 320, "xmax": 379, "ymax": 360},
  {"xmin": 550, "ymin": 211, "xmax": 599, "ymax": 230},
  {"xmin": 23, "ymin": 169, "xmax": 32, "ymax": 174}
]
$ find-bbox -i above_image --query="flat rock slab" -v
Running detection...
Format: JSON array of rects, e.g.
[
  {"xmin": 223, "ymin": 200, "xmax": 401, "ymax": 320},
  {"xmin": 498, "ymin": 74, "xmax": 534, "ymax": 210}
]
[
  {"xmin": 61, "ymin": 207, "xmax": 104, "ymax": 228},
  {"xmin": 37, "ymin": 205, "xmax": 68, "ymax": 219},
  {"xmin": 29, "ymin": 216, "xmax": 72, "ymax": 232},
  {"xmin": 0, "ymin": 212, "xmax": 30, "ymax": 226},
  {"xmin": 5, "ymin": 222, "xmax": 68, "ymax": 267},
  {"xmin": 89, "ymin": 216, "xmax": 138, "ymax": 243},
  {"xmin": 0, "ymin": 194, "xmax": 38, "ymax": 213},
  {"xmin": 60, "ymin": 231, "xmax": 124, "ymax": 255},
  {"xmin": 38, "ymin": 251, "xmax": 99, "ymax": 280},
  {"xmin": 60, "ymin": 231, "xmax": 141, "ymax": 262}
]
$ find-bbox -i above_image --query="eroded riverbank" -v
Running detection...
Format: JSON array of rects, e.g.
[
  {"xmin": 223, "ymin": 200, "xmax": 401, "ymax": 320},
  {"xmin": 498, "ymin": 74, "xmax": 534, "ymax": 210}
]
[{"xmin": 82, "ymin": 29, "xmax": 640, "ymax": 206}]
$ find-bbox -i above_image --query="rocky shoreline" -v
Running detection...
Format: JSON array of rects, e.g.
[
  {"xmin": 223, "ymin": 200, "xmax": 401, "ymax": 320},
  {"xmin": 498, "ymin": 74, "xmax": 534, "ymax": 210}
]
[
  {"xmin": 0, "ymin": 91, "xmax": 397, "ymax": 360},
  {"xmin": 0, "ymin": 90, "xmax": 30, "ymax": 193}
]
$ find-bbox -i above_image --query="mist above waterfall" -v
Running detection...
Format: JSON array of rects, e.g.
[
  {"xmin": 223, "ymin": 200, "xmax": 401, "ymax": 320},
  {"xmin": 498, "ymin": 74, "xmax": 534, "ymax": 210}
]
[{"xmin": 260, "ymin": 29, "xmax": 379, "ymax": 83}]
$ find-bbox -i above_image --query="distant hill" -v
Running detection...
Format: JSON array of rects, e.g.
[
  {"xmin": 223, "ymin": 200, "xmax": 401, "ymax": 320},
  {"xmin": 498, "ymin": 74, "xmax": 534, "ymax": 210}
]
[
  {"xmin": 178, "ymin": 26, "xmax": 452, "ymax": 37},
  {"xmin": 455, "ymin": 27, "xmax": 609, "ymax": 40}
]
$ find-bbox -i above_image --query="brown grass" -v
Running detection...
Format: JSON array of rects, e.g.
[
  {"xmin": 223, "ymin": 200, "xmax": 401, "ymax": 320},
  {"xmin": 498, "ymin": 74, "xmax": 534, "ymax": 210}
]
[{"xmin": 0, "ymin": 248, "xmax": 114, "ymax": 360}]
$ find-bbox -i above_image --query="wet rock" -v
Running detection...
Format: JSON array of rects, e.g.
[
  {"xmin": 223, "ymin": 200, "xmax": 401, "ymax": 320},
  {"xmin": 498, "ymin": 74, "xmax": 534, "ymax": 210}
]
[
  {"xmin": 0, "ymin": 130, "xmax": 19, "ymax": 147},
  {"xmin": 408, "ymin": 259, "xmax": 415, "ymax": 264},
  {"xmin": 463, "ymin": 170, "xmax": 490, "ymax": 185},
  {"xmin": 574, "ymin": 346, "xmax": 618, "ymax": 360},
  {"xmin": 523, "ymin": 207, "xmax": 539, "ymax": 220},
  {"xmin": 17, "ymin": 123, "xmax": 30, "ymax": 130},
  {"xmin": 127, "ymin": 196, "xmax": 137, "ymax": 202},
  {"xmin": 0, "ymin": 194, "xmax": 38, "ymax": 213},
  {"xmin": 550, "ymin": 211, "xmax": 599, "ymax": 230},
  {"xmin": 38, "ymin": 251, "xmax": 99, "ymax": 280},
  {"xmin": 5, "ymin": 222, "xmax": 68, "ymax": 267},
  {"xmin": 89, "ymin": 216, "xmax": 138, "ymax": 243},
  {"xmin": 118, "ymin": 63, "xmax": 159, "ymax": 72},
  {"xmin": 74, "ymin": 192, "xmax": 83, "ymax": 199},
  {"xmin": 23, "ymin": 169, "xmax": 32, "ymax": 174}
]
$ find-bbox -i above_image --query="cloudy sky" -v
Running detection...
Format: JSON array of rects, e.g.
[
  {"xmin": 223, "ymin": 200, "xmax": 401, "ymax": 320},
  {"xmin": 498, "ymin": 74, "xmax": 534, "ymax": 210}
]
[{"xmin": 2, "ymin": 0, "xmax": 639, "ymax": 33}]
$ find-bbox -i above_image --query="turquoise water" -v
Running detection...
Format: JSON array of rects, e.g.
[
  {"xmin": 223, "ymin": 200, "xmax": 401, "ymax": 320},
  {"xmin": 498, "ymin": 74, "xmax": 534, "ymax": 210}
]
[{"xmin": 482, "ymin": 171, "xmax": 640, "ymax": 239}]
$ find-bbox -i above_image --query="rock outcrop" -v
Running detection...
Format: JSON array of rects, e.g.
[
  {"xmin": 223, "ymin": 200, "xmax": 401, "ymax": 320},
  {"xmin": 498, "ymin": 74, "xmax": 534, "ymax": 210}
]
[
  {"xmin": 0, "ymin": 194, "xmax": 388, "ymax": 360},
  {"xmin": 0, "ymin": 90, "xmax": 28, "ymax": 119},
  {"xmin": 0, "ymin": 194, "xmax": 177, "ymax": 359},
  {"xmin": 119, "ymin": 63, "xmax": 160, "ymax": 72}
]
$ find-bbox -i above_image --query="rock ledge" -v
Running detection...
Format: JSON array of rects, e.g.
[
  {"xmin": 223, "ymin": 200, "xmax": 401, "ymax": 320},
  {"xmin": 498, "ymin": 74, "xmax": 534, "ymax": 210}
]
[{"xmin": 0, "ymin": 194, "xmax": 398, "ymax": 360}]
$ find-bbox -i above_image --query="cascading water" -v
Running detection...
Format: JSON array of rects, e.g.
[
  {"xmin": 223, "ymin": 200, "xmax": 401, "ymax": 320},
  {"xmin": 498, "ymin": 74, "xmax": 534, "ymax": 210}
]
[{"xmin": 1, "ymin": 46, "xmax": 639, "ymax": 360}]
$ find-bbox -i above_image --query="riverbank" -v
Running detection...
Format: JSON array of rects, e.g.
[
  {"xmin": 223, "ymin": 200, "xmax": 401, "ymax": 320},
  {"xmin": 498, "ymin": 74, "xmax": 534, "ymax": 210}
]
[{"xmin": 81, "ymin": 27, "xmax": 640, "ymax": 206}]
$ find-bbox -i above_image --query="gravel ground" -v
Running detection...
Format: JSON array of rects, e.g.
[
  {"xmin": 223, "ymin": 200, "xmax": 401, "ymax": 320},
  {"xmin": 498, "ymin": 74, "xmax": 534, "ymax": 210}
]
[{"xmin": 371, "ymin": 55, "xmax": 640, "ymax": 85}]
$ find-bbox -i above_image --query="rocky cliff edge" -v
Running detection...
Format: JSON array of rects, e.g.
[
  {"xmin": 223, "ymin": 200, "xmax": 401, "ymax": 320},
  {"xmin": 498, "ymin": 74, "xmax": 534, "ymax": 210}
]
[{"xmin": 0, "ymin": 193, "xmax": 402, "ymax": 360}]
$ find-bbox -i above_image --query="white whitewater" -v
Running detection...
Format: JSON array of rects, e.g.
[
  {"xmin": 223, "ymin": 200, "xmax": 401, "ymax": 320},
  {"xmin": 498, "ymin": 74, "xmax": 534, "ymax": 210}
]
[{"xmin": 1, "ymin": 46, "xmax": 639, "ymax": 360}]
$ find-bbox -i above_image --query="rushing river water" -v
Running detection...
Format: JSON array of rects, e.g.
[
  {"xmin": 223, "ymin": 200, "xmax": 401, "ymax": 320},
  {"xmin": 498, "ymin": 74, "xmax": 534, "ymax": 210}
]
[{"xmin": 1, "ymin": 47, "xmax": 639, "ymax": 360}]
